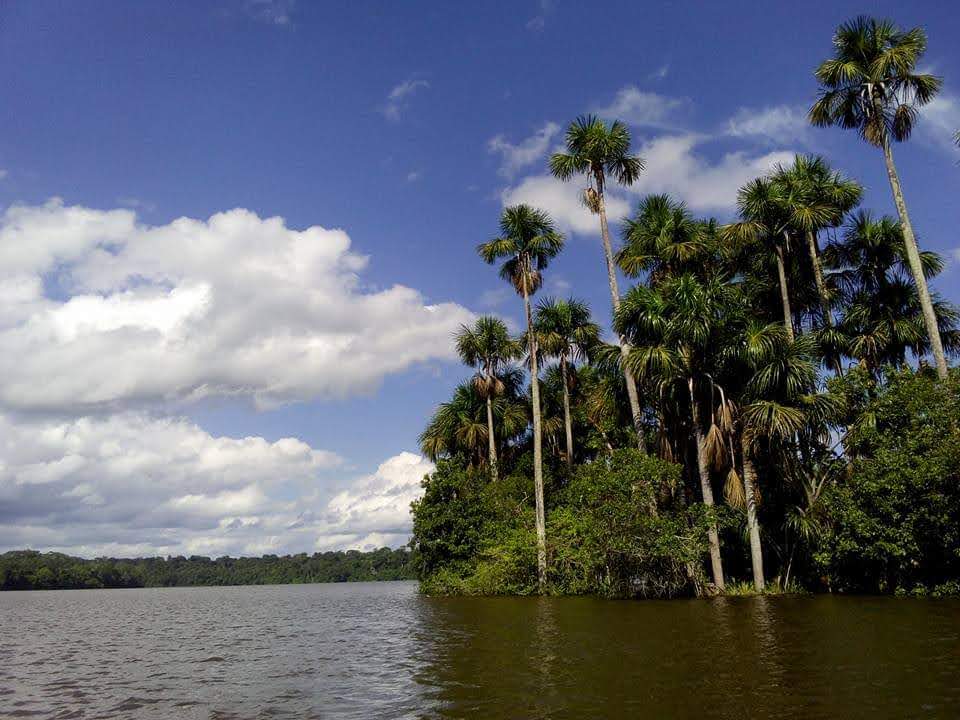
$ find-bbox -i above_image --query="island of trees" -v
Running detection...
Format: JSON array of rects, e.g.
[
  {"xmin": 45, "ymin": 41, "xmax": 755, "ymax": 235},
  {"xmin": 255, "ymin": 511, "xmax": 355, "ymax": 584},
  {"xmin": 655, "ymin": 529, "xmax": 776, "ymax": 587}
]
[
  {"xmin": 410, "ymin": 16, "xmax": 960, "ymax": 598},
  {"xmin": 0, "ymin": 548, "xmax": 415, "ymax": 590}
]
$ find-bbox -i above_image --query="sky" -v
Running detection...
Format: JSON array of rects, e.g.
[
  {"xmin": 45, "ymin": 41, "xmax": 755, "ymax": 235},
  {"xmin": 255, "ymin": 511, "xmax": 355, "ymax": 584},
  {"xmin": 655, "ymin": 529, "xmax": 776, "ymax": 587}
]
[{"xmin": 0, "ymin": 0, "xmax": 958, "ymax": 558}]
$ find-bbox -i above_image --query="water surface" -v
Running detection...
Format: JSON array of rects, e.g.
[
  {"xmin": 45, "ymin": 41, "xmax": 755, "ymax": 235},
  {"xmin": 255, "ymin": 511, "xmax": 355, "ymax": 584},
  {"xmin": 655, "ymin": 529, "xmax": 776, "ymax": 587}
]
[{"xmin": 2, "ymin": 582, "xmax": 958, "ymax": 718}]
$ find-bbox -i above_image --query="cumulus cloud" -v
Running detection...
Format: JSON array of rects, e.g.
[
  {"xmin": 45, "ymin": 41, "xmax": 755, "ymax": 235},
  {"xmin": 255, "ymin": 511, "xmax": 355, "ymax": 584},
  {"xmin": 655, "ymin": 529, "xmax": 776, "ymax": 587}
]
[
  {"xmin": 594, "ymin": 86, "xmax": 689, "ymax": 128},
  {"xmin": 324, "ymin": 451, "xmax": 434, "ymax": 544},
  {"xmin": 725, "ymin": 104, "xmax": 811, "ymax": 145},
  {"xmin": 488, "ymin": 122, "xmax": 560, "ymax": 178},
  {"xmin": 0, "ymin": 410, "xmax": 432, "ymax": 556},
  {"xmin": 500, "ymin": 134, "xmax": 794, "ymax": 231},
  {"xmin": 382, "ymin": 78, "xmax": 430, "ymax": 120},
  {"xmin": 628, "ymin": 134, "xmax": 796, "ymax": 212},
  {"xmin": 0, "ymin": 199, "xmax": 474, "ymax": 413}
]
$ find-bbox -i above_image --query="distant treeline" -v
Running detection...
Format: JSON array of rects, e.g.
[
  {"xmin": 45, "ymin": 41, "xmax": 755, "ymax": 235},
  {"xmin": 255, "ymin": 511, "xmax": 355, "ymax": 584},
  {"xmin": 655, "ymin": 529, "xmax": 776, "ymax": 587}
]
[{"xmin": 0, "ymin": 548, "xmax": 415, "ymax": 590}]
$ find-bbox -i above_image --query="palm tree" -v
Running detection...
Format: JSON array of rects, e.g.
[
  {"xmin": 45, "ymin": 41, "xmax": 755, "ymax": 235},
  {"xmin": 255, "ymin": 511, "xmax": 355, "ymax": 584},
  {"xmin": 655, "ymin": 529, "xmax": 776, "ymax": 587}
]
[
  {"xmin": 771, "ymin": 155, "xmax": 862, "ymax": 331},
  {"xmin": 823, "ymin": 211, "xmax": 959, "ymax": 372},
  {"xmin": 738, "ymin": 331, "xmax": 838, "ymax": 590},
  {"xmin": 722, "ymin": 178, "xmax": 797, "ymax": 342},
  {"xmin": 478, "ymin": 204, "xmax": 564, "ymax": 592},
  {"xmin": 454, "ymin": 316, "xmax": 522, "ymax": 481},
  {"xmin": 617, "ymin": 194, "xmax": 712, "ymax": 284},
  {"xmin": 615, "ymin": 274, "xmax": 731, "ymax": 589},
  {"xmin": 810, "ymin": 16, "xmax": 948, "ymax": 379},
  {"xmin": 550, "ymin": 116, "xmax": 648, "ymax": 450},
  {"xmin": 534, "ymin": 298, "xmax": 601, "ymax": 470},
  {"xmin": 419, "ymin": 376, "xmax": 528, "ymax": 466}
]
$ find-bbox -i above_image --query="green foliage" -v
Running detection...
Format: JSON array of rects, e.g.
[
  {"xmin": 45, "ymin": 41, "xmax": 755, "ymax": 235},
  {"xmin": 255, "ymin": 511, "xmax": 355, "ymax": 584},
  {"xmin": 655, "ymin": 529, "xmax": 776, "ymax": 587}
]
[
  {"xmin": 0, "ymin": 547, "xmax": 415, "ymax": 591},
  {"xmin": 413, "ymin": 450, "xmax": 720, "ymax": 598},
  {"xmin": 815, "ymin": 368, "xmax": 960, "ymax": 593},
  {"xmin": 549, "ymin": 451, "xmax": 714, "ymax": 597},
  {"xmin": 410, "ymin": 459, "xmax": 490, "ymax": 578}
]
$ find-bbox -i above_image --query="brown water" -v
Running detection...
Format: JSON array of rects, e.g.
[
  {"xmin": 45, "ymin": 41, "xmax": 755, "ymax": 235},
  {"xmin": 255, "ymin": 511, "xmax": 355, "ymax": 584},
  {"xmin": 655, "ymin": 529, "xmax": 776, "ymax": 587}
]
[{"xmin": 1, "ymin": 581, "xmax": 959, "ymax": 719}]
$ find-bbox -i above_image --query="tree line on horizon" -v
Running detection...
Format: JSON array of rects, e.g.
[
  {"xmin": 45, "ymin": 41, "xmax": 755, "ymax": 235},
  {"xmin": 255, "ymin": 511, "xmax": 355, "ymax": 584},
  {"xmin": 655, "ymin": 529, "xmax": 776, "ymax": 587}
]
[
  {"xmin": 0, "ymin": 548, "xmax": 416, "ymax": 590},
  {"xmin": 410, "ymin": 16, "xmax": 960, "ymax": 598}
]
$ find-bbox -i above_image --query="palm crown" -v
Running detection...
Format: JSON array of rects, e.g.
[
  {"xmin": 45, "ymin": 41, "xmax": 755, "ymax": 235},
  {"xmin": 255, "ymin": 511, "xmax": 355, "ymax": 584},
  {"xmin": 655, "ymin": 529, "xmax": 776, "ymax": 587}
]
[
  {"xmin": 617, "ymin": 194, "xmax": 713, "ymax": 281},
  {"xmin": 809, "ymin": 16, "xmax": 942, "ymax": 147},
  {"xmin": 534, "ymin": 298, "xmax": 601, "ymax": 364},
  {"xmin": 455, "ymin": 316, "xmax": 521, "ymax": 398},
  {"xmin": 771, "ymin": 155, "xmax": 862, "ymax": 235},
  {"xmin": 477, "ymin": 205, "xmax": 564, "ymax": 295},
  {"xmin": 549, "ymin": 115, "xmax": 645, "ymax": 193}
]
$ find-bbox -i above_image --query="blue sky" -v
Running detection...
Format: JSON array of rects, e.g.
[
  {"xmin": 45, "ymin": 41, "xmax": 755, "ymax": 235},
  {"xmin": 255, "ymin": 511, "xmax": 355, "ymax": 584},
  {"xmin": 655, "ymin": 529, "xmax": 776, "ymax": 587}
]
[{"xmin": 1, "ymin": 0, "xmax": 958, "ymax": 557}]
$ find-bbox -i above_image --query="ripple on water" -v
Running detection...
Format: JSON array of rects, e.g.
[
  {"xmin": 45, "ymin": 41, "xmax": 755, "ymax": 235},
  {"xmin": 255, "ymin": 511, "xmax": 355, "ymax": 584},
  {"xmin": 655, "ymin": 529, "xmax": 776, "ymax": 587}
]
[{"xmin": 3, "ymin": 584, "xmax": 960, "ymax": 719}]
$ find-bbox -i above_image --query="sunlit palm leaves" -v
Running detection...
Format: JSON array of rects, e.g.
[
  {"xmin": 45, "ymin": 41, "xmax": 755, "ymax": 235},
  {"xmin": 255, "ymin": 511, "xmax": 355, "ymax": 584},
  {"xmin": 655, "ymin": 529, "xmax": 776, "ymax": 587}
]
[
  {"xmin": 617, "ymin": 194, "xmax": 714, "ymax": 281},
  {"xmin": 809, "ymin": 16, "xmax": 942, "ymax": 147},
  {"xmin": 549, "ymin": 115, "xmax": 645, "ymax": 191}
]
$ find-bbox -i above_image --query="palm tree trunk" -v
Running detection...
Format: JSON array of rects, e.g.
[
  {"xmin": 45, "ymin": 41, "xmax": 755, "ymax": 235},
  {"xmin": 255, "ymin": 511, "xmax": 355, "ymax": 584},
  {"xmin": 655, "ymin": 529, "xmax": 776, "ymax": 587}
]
[
  {"xmin": 880, "ymin": 140, "xmax": 949, "ymax": 380},
  {"xmin": 596, "ymin": 184, "xmax": 646, "ymax": 453},
  {"xmin": 523, "ymin": 276, "xmax": 548, "ymax": 593},
  {"xmin": 774, "ymin": 240, "xmax": 795, "ymax": 343},
  {"xmin": 688, "ymin": 377, "xmax": 725, "ymax": 590},
  {"xmin": 485, "ymin": 393, "xmax": 499, "ymax": 482},
  {"xmin": 559, "ymin": 355, "xmax": 574, "ymax": 471},
  {"xmin": 805, "ymin": 230, "xmax": 843, "ymax": 375},
  {"xmin": 806, "ymin": 230, "xmax": 833, "ymax": 328},
  {"xmin": 740, "ymin": 434, "xmax": 765, "ymax": 592}
]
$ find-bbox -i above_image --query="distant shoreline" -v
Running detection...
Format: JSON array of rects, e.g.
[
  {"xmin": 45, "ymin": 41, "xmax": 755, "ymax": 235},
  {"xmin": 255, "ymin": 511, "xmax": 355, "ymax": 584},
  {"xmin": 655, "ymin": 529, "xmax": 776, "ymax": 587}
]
[{"xmin": 0, "ymin": 548, "xmax": 416, "ymax": 591}]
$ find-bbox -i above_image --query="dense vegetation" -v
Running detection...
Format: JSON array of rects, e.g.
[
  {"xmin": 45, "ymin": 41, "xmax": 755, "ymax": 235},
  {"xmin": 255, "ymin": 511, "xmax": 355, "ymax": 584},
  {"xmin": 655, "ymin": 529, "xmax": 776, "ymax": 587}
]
[
  {"xmin": 0, "ymin": 548, "xmax": 415, "ymax": 590},
  {"xmin": 411, "ymin": 16, "xmax": 960, "ymax": 598}
]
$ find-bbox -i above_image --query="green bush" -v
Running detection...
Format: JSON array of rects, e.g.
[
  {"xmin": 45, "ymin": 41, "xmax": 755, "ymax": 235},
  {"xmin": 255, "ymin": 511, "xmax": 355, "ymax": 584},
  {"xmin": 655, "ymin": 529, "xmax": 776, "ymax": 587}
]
[
  {"xmin": 816, "ymin": 368, "xmax": 960, "ymax": 593},
  {"xmin": 413, "ymin": 449, "xmax": 716, "ymax": 597}
]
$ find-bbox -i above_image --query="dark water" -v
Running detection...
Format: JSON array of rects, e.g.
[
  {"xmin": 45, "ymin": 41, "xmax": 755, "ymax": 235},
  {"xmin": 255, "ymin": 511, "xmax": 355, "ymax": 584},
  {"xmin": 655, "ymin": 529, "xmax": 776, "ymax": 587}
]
[{"xmin": 2, "ymin": 582, "xmax": 959, "ymax": 719}]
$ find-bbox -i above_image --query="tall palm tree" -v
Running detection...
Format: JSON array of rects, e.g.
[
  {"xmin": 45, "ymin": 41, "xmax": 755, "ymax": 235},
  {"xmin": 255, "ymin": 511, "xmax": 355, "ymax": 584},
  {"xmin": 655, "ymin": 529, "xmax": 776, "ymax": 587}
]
[
  {"xmin": 810, "ymin": 16, "xmax": 948, "ymax": 379},
  {"xmin": 478, "ymin": 204, "xmax": 564, "ymax": 592},
  {"xmin": 534, "ymin": 298, "xmax": 601, "ymax": 470},
  {"xmin": 771, "ymin": 155, "xmax": 862, "ymax": 331},
  {"xmin": 722, "ymin": 178, "xmax": 797, "ymax": 342},
  {"xmin": 550, "ymin": 116, "xmax": 648, "ymax": 450},
  {"xmin": 615, "ymin": 274, "xmax": 731, "ymax": 589},
  {"xmin": 455, "ymin": 316, "xmax": 522, "ymax": 482}
]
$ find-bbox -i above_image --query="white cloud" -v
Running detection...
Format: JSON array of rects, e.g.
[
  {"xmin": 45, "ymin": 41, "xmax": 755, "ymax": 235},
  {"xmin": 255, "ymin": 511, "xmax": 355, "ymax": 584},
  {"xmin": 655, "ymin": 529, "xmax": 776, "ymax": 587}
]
[
  {"xmin": 0, "ymin": 410, "xmax": 433, "ymax": 556},
  {"xmin": 725, "ymin": 104, "xmax": 810, "ymax": 145},
  {"xmin": 406, "ymin": 170, "xmax": 422, "ymax": 182},
  {"xmin": 500, "ymin": 134, "xmax": 792, "ymax": 231},
  {"xmin": 382, "ymin": 78, "xmax": 430, "ymax": 120},
  {"xmin": 919, "ymin": 93, "xmax": 960, "ymax": 153},
  {"xmin": 325, "ymin": 451, "xmax": 433, "ymax": 544},
  {"xmin": 500, "ymin": 174, "xmax": 631, "ymax": 235},
  {"xmin": 594, "ymin": 86, "xmax": 689, "ymax": 127},
  {"xmin": 628, "ymin": 134, "xmax": 796, "ymax": 212},
  {"xmin": 487, "ymin": 122, "xmax": 560, "ymax": 178},
  {"xmin": 0, "ymin": 199, "xmax": 474, "ymax": 413}
]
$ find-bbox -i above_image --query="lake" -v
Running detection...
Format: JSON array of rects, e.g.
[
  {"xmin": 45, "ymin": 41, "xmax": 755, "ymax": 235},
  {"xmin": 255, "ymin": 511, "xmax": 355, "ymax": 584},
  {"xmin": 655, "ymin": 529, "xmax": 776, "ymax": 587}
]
[{"xmin": 1, "ymin": 581, "xmax": 959, "ymax": 719}]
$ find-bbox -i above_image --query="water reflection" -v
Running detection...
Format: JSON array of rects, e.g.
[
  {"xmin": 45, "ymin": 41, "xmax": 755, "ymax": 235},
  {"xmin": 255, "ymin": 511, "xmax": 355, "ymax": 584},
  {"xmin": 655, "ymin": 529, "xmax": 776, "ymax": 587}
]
[{"xmin": 3, "ymin": 584, "xmax": 960, "ymax": 719}]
